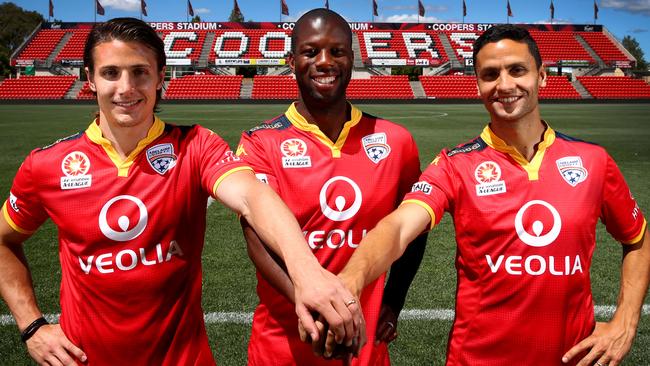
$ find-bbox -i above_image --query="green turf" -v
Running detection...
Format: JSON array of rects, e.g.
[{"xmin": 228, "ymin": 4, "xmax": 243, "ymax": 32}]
[{"xmin": 0, "ymin": 103, "xmax": 648, "ymax": 365}]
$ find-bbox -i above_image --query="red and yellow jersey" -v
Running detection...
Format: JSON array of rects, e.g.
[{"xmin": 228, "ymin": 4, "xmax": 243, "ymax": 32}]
[
  {"xmin": 2, "ymin": 117, "xmax": 250, "ymax": 366},
  {"xmin": 237, "ymin": 103, "xmax": 421, "ymax": 366},
  {"xmin": 404, "ymin": 124, "xmax": 646, "ymax": 366}
]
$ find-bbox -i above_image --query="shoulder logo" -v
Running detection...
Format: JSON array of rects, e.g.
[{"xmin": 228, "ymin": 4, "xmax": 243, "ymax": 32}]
[
  {"xmin": 474, "ymin": 161, "xmax": 506, "ymax": 196},
  {"xmin": 556, "ymin": 156, "xmax": 588, "ymax": 187},
  {"xmin": 362, "ymin": 133, "xmax": 391, "ymax": 164},
  {"xmin": 61, "ymin": 151, "xmax": 92, "ymax": 190},
  {"xmin": 281, "ymin": 139, "xmax": 311, "ymax": 168},
  {"xmin": 411, "ymin": 181, "xmax": 432, "ymax": 195},
  {"xmin": 147, "ymin": 143, "xmax": 177, "ymax": 175},
  {"xmin": 9, "ymin": 192, "xmax": 19, "ymax": 212}
]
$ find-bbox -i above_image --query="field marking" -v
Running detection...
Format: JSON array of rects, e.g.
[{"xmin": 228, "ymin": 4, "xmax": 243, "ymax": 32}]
[
  {"xmin": 1, "ymin": 305, "xmax": 648, "ymax": 326},
  {"xmin": 386, "ymin": 112, "xmax": 449, "ymax": 119}
]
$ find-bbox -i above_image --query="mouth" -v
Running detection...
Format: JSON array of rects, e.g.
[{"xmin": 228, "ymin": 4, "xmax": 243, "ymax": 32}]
[
  {"xmin": 113, "ymin": 99, "xmax": 142, "ymax": 108},
  {"xmin": 312, "ymin": 75, "xmax": 337, "ymax": 86},
  {"xmin": 492, "ymin": 95, "xmax": 522, "ymax": 104}
]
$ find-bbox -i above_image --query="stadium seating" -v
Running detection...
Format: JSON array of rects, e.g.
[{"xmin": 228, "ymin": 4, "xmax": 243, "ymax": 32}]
[
  {"xmin": 77, "ymin": 81, "xmax": 95, "ymax": 100},
  {"xmin": 357, "ymin": 30, "xmax": 449, "ymax": 66},
  {"xmin": 347, "ymin": 75, "xmax": 413, "ymax": 99},
  {"xmin": 419, "ymin": 75, "xmax": 479, "ymax": 99},
  {"xmin": 444, "ymin": 31, "xmax": 481, "ymax": 63},
  {"xmin": 55, "ymin": 29, "xmax": 91, "ymax": 62},
  {"xmin": 16, "ymin": 29, "xmax": 67, "ymax": 62},
  {"xmin": 209, "ymin": 30, "xmax": 292, "ymax": 62},
  {"xmin": 0, "ymin": 75, "xmax": 77, "ymax": 99},
  {"xmin": 528, "ymin": 30, "xmax": 594, "ymax": 65},
  {"xmin": 577, "ymin": 32, "xmax": 629, "ymax": 64},
  {"xmin": 577, "ymin": 76, "xmax": 650, "ymax": 99},
  {"xmin": 251, "ymin": 75, "xmax": 298, "ymax": 99},
  {"xmin": 164, "ymin": 75, "xmax": 243, "ymax": 99},
  {"xmin": 160, "ymin": 30, "xmax": 208, "ymax": 62},
  {"xmin": 539, "ymin": 76, "xmax": 581, "ymax": 99}
]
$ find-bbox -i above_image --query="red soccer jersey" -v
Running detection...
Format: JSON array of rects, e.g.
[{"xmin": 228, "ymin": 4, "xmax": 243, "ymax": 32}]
[
  {"xmin": 2, "ymin": 117, "xmax": 250, "ymax": 366},
  {"xmin": 237, "ymin": 103, "xmax": 421, "ymax": 366},
  {"xmin": 404, "ymin": 125, "xmax": 646, "ymax": 366}
]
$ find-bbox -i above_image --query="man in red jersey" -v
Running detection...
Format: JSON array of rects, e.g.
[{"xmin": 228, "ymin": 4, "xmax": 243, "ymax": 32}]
[
  {"xmin": 0, "ymin": 17, "xmax": 362, "ymax": 366},
  {"xmin": 336, "ymin": 24, "xmax": 650, "ymax": 366},
  {"xmin": 237, "ymin": 8, "xmax": 427, "ymax": 365}
]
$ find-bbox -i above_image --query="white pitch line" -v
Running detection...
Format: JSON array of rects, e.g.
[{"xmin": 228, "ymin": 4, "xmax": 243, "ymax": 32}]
[{"xmin": 1, "ymin": 305, "xmax": 648, "ymax": 326}]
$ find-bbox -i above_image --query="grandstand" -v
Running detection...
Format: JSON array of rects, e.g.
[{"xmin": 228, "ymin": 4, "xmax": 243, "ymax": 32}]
[{"xmin": 3, "ymin": 21, "xmax": 649, "ymax": 101}]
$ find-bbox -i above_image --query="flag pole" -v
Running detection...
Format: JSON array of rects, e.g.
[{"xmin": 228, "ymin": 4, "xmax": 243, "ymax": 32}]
[
  {"xmin": 94, "ymin": 0, "xmax": 96, "ymax": 23},
  {"xmin": 462, "ymin": 0, "xmax": 464, "ymax": 24}
]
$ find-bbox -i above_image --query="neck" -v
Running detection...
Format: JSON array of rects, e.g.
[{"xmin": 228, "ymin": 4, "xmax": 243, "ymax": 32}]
[
  {"xmin": 98, "ymin": 113, "xmax": 154, "ymax": 159},
  {"xmin": 295, "ymin": 98, "xmax": 349, "ymax": 142},
  {"xmin": 489, "ymin": 111, "xmax": 546, "ymax": 162}
]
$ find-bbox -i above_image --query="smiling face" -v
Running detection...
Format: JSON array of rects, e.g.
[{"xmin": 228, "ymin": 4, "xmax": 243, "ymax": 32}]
[
  {"xmin": 475, "ymin": 39, "xmax": 547, "ymax": 126},
  {"xmin": 289, "ymin": 15, "xmax": 353, "ymax": 108},
  {"xmin": 86, "ymin": 39, "xmax": 164, "ymax": 129}
]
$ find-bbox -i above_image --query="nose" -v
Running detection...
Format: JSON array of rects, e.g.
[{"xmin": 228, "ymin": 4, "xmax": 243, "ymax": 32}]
[
  {"xmin": 314, "ymin": 49, "xmax": 334, "ymax": 68},
  {"xmin": 496, "ymin": 71, "xmax": 515, "ymax": 93},
  {"xmin": 116, "ymin": 70, "xmax": 136, "ymax": 94}
]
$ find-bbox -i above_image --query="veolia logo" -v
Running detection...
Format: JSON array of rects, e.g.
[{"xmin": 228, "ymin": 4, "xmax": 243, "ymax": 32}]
[
  {"xmin": 319, "ymin": 176, "xmax": 362, "ymax": 222},
  {"xmin": 99, "ymin": 195, "xmax": 148, "ymax": 242},
  {"xmin": 514, "ymin": 200, "xmax": 561, "ymax": 247}
]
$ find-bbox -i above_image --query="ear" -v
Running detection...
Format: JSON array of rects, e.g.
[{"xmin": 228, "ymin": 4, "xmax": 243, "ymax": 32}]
[
  {"xmin": 157, "ymin": 66, "xmax": 166, "ymax": 90},
  {"xmin": 85, "ymin": 67, "xmax": 96, "ymax": 92},
  {"xmin": 288, "ymin": 52, "xmax": 295, "ymax": 74},
  {"xmin": 538, "ymin": 66, "xmax": 547, "ymax": 88}
]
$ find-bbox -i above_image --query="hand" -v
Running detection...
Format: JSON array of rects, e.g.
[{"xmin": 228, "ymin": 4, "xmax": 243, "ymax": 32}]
[
  {"xmin": 375, "ymin": 304, "xmax": 398, "ymax": 345},
  {"xmin": 293, "ymin": 266, "xmax": 366, "ymax": 350},
  {"xmin": 26, "ymin": 323, "xmax": 87, "ymax": 366},
  {"xmin": 562, "ymin": 320, "xmax": 637, "ymax": 366},
  {"xmin": 299, "ymin": 316, "xmax": 357, "ymax": 361}
]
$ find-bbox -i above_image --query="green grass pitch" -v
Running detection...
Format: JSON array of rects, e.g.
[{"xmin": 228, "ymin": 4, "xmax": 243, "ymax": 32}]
[{"xmin": 0, "ymin": 103, "xmax": 648, "ymax": 365}]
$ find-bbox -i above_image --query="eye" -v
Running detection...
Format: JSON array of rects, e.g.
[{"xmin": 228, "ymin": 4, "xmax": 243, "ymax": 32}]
[
  {"xmin": 480, "ymin": 70, "xmax": 498, "ymax": 82},
  {"xmin": 133, "ymin": 67, "xmax": 149, "ymax": 76},
  {"xmin": 100, "ymin": 68, "xmax": 118, "ymax": 79},
  {"xmin": 511, "ymin": 66, "xmax": 527, "ymax": 76},
  {"xmin": 302, "ymin": 48, "xmax": 317, "ymax": 57}
]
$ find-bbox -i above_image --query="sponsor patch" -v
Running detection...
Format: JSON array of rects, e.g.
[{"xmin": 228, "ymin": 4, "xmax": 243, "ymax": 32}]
[
  {"xmin": 411, "ymin": 181, "xmax": 432, "ymax": 195},
  {"xmin": 9, "ymin": 192, "xmax": 19, "ymax": 212},
  {"xmin": 556, "ymin": 156, "xmax": 588, "ymax": 187},
  {"xmin": 281, "ymin": 138, "xmax": 311, "ymax": 168},
  {"xmin": 147, "ymin": 143, "xmax": 177, "ymax": 175},
  {"xmin": 60, "ymin": 151, "xmax": 92, "ymax": 190},
  {"xmin": 474, "ymin": 161, "xmax": 506, "ymax": 196},
  {"xmin": 255, "ymin": 173, "xmax": 269, "ymax": 184},
  {"xmin": 362, "ymin": 133, "xmax": 391, "ymax": 164}
]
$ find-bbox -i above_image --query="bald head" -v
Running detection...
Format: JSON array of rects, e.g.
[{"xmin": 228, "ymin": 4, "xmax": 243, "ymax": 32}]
[{"xmin": 291, "ymin": 8, "xmax": 352, "ymax": 54}]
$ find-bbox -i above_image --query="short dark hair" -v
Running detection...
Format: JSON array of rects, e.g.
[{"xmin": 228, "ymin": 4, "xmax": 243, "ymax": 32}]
[
  {"xmin": 472, "ymin": 24, "xmax": 542, "ymax": 70},
  {"xmin": 290, "ymin": 8, "xmax": 352, "ymax": 54},
  {"xmin": 84, "ymin": 17, "xmax": 165, "ymax": 108}
]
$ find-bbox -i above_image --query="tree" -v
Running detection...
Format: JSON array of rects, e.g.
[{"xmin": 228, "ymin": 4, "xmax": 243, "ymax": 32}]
[
  {"xmin": 228, "ymin": 1, "xmax": 245, "ymax": 22},
  {"xmin": 191, "ymin": 15, "xmax": 202, "ymax": 22},
  {"xmin": 622, "ymin": 35, "xmax": 648, "ymax": 71},
  {"xmin": 0, "ymin": 2, "xmax": 44, "ymax": 78}
]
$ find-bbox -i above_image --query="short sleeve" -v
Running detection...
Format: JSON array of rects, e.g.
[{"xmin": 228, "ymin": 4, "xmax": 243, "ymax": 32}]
[
  {"xmin": 3, "ymin": 154, "xmax": 49, "ymax": 234},
  {"xmin": 402, "ymin": 151, "xmax": 456, "ymax": 230},
  {"xmin": 601, "ymin": 154, "xmax": 646, "ymax": 244},
  {"xmin": 195, "ymin": 126, "xmax": 252, "ymax": 197},
  {"xmin": 237, "ymin": 131, "xmax": 280, "ymax": 192}
]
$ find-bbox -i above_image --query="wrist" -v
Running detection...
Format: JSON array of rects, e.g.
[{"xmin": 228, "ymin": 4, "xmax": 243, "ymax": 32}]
[{"xmin": 20, "ymin": 316, "xmax": 48, "ymax": 343}]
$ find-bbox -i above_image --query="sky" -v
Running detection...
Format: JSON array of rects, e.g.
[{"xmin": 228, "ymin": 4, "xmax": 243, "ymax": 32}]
[{"xmin": 10, "ymin": 0, "xmax": 650, "ymax": 58}]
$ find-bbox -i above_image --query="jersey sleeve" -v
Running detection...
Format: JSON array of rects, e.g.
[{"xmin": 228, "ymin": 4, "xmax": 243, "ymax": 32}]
[
  {"xmin": 3, "ymin": 153, "xmax": 48, "ymax": 234},
  {"xmin": 600, "ymin": 154, "xmax": 646, "ymax": 244},
  {"xmin": 195, "ymin": 126, "xmax": 252, "ymax": 197},
  {"xmin": 402, "ymin": 151, "xmax": 456, "ymax": 230},
  {"xmin": 236, "ymin": 131, "xmax": 280, "ymax": 192}
]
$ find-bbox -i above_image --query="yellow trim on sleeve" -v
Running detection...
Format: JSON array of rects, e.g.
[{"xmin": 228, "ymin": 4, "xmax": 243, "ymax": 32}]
[
  {"xmin": 211, "ymin": 166, "xmax": 254, "ymax": 197},
  {"xmin": 2, "ymin": 202, "xmax": 34, "ymax": 235},
  {"xmin": 401, "ymin": 199, "xmax": 437, "ymax": 231},
  {"xmin": 85, "ymin": 116, "xmax": 166, "ymax": 177},
  {"xmin": 479, "ymin": 123, "xmax": 556, "ymax": 181},
  {"xmin": 284, "ymin": 102, "xmax": 362, "ymax": 158},
  {"xmin": 622, "ymin": 218, "xmax": 647, "ymax": 245}
]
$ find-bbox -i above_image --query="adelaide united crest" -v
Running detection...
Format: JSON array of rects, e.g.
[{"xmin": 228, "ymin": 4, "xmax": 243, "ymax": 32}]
[
  {"xmin": 362, "ymin": 133, "xmax": 391, "ymax": 164},
  {"xmin": 556, "ymin": 156, "xmax": 588, "ymax": 187},
  {"xmin": 147, "ymin": 143, "xmax": 177, "ymax": 175}
]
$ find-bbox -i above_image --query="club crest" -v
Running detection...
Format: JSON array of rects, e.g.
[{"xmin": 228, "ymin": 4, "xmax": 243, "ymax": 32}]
[
  {"xmin": 147, "ymin": 143, "xmax": 177, "ymax": 175},
  {"xmin": 362, "ymin": 133, "xmax": 391, "ymax": 164},
  {"xmin": 556, "ymin": 156, "xmax": 588, "ymax": 187}
]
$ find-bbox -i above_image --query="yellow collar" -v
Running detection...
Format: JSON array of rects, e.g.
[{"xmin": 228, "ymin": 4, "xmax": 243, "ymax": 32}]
[
  {"xmin": 284, "ymin": 102, "xmax": 362, "ymax": 158},
  {"xmin": 85, "ymin": 116, "xmax": 165, "ymax": 177},
  {"xmin": 479, "ymin": 123, "xmax": 556, "ymax": 181}
]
